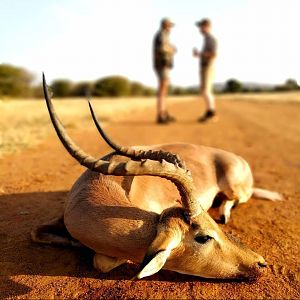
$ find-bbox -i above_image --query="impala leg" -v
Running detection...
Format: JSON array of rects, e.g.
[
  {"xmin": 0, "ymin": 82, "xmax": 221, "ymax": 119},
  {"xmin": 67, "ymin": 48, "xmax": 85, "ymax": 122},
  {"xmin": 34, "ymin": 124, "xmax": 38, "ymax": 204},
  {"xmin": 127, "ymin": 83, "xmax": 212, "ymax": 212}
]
[
  {"xmin": 93, "ymin": 253, "xmax": 127, "ymax": 273},
  {"xmin": 219, "ymin": 200, "xmax": 235, "ymax": 224}
]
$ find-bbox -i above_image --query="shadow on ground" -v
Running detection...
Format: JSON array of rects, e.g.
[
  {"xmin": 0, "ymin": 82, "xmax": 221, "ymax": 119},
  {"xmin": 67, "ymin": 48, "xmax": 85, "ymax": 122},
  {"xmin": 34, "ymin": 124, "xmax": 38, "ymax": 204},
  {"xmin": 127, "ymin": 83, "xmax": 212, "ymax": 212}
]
[{"xmin": 0, "ymin": 191, "xmax": 256, "ymax": 298}]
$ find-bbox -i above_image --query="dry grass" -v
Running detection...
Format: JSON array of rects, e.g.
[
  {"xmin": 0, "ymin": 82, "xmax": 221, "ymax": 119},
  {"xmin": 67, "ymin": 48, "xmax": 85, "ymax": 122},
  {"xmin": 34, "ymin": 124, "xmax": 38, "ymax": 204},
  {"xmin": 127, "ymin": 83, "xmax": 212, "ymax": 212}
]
[
  {"xmin": 0, "ymin": 96, "xmax": 192, "ymax": 157},
  {"xmin": 1, "ymin": 92, "xmax": 299, "ymax": 158},
  {"xmin": 218, "ymin": 91, "xmax": 300, "ymax": 102}
]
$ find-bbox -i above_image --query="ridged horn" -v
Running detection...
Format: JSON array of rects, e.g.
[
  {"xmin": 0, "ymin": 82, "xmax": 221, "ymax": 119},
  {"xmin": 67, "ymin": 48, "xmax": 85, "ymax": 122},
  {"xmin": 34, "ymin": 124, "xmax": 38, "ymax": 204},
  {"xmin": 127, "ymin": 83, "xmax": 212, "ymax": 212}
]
[
  {"xmin": 87, "ymin": 99, "xmax": 186, "ymax": 169},
  {"xmin": 43, "ymin": 73, "xmax": 201, "ymax": 217}
]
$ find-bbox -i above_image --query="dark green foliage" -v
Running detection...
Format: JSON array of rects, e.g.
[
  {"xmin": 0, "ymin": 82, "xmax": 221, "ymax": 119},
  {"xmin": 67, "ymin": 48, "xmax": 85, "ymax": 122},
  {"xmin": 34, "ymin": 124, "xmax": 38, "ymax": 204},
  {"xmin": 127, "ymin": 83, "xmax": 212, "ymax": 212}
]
[
  {"xmin": 32, "ymin": 84, "xmax": 44, "ymax": 98},
  {"xmin": 142, "ymin": 87, "xmax": 156, "ymax": 96},
  {"xmin": 130, "ymin": 81, "xmax": 145, "ymax": 96},
  {"xmin": 275, "ymin": 79, "xmax": 299, "ymax": 91},
  {"xmin": 71, "ymin": 81, "xmax": 92, "ymax": 97},
  {"xmin": 1, "ymin": 63, "xmax": 299, "ymax": 99},
  {"xmin": 171, "ymin": 86, "xmax": 186, "ymax": 96},
  {"xmin": 285, "ymin": 79, "xmax": 299, "ymax": 90},
  {"xmin": 170, "ymin": 86, "xmax": 199, "ymax": 96},
  {"xmin": 51, "ymin": 79, "xmax": 73, "ymax": 97},
  {"xmin": 93, "ymin": 76, "xmax": 131, "ymax": 97},
  {"xmin": 0, "ymin": 64, "xmax": 33, "ymax": 97},
  {"xmin": 224, "ymin": 79, "xmax": 243, "ymax": 93}
]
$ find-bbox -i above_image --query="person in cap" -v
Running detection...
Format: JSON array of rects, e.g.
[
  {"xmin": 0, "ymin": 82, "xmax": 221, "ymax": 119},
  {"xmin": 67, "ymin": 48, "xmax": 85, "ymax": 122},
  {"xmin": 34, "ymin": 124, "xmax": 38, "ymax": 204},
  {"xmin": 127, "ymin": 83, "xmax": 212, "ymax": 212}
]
[
  {"xmin": 193, "ymin": 18, "xmax": 218, "ymax": 122},
  {"xmin": 153, "ymin": 18, "xmax": 177, "ymax": 124}
]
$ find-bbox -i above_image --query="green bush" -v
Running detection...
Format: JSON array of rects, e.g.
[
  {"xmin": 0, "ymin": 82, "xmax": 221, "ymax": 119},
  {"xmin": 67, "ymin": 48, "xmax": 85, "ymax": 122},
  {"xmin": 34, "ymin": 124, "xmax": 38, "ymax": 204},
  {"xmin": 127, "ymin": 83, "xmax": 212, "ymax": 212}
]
[
  {"xmin": 224, "ymin": 79, "xmax": 243, "ymax": 93},
  {"xmin": 142, "ymin": 87, "xmax": 156, "ymax": 96},
  {"xmin": 283, "ymin": 79, "xmax": 299, "ymax": 90},
  {"xmin": 274, "ymin": 79, "xmax": 299, "ymax": 92},
  {"xmin": 130, "ymin": 81, "xmax": 145, "ymax": 96},
  {"xmin": 71, "ymin": 81, "xmax": 92, "ymax": 97},
  {"xmin": 51, "ymin": 79, "xmax": 73, "ymax": 97},
  {"xmin": 93, "ymin": 76, "xmax": 131, "ymax": 97},
  {"xmin": 0, "ymin": 64, "xmax": 33, "ymax": 97},
  {"xmin": 170, "ymin": 86, "xmax": 185, "ymax": 96},
  {"xmin": 32, "ymin": 84, "xmax": 44, "ymax": 98}
]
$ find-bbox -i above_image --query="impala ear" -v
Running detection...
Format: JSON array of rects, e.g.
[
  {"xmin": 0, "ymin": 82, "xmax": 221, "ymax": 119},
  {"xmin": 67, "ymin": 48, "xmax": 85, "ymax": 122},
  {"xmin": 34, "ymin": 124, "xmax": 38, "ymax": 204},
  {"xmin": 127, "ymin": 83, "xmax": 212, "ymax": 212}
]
[{"xmin": 134, "ymin": 226, "xmax": 182, "ymax": 279}]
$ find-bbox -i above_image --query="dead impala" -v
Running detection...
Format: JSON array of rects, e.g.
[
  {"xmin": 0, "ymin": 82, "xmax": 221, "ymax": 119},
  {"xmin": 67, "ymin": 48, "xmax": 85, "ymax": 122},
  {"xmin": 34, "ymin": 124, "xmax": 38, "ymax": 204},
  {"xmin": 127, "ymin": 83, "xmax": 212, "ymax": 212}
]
[{"xmin": 32, "ymin": 74, "xmax": 281, "ymax": 280}]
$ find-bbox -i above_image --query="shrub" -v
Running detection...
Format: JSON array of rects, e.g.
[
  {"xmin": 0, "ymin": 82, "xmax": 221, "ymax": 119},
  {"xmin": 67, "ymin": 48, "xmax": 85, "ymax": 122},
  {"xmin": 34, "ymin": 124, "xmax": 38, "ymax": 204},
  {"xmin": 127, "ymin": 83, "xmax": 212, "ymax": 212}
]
[
  {"xmin": 51, "ymin": 79, "xmax": 73, "ymax": 97},
  {"xmin": 274, "ymin": 79, "xmax": 300, "ymax": 92},
  {"xmin": 71, "ymin": 81, "xmax": 92, "ymax": 97},
  {"xmin": 142, "ymin": 87, "xmax": 156, "ymax": 96},
  {"xmin": 130, "ymin": 81, "xmax": 145, "ymax": 96},
  {"xmin": 224, "ymin": 79, "xmax": 243, "ymax": 93},
  {"xmin": 93, "ymin": 76, "xmax": 131, "ymax": 97},
  {"xmin": 0, "ymin": 64, "xmax": 33, "ymax": 97}
]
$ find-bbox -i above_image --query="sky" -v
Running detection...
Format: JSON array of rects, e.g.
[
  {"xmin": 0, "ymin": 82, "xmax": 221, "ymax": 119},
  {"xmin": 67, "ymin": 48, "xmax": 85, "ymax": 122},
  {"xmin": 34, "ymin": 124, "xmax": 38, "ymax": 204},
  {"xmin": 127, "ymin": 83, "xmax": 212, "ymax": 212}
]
[{"xmin": 1, "ymin": 0, "xmax": 300, "ymax": 87}]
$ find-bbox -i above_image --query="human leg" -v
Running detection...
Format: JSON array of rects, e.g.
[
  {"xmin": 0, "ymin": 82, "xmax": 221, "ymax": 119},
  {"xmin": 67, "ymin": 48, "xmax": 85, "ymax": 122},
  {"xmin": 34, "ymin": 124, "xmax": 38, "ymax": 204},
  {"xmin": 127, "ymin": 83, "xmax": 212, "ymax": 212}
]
[
  {"xmin": 157, "ymin": 77, "xmax": 168, "ymax": 117},
  {"xmin": 198, "ymin": 64, "xmax": 217, "ymax": 122},
  {"xmin": 156, "ymin": 68, "xmax": 175, "ymax": 124}
]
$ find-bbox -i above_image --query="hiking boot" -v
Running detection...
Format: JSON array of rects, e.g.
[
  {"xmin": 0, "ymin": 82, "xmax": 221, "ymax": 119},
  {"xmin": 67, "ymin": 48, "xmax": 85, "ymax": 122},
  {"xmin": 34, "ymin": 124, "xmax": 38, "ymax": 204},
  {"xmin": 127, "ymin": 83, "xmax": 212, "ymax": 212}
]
[
  {"xmin": 156, "ymin": 112, "xmax": 176, "ymax": 124},
  {"xmin": 165, "ymin": 112, "xmax": 176, "ymax": 122},
  {"xmin": 197, "ymin": 110, "xmax": 218, "ymax": 123},
  {"xmin": 157, "ymin": 115, "xmax": 170, "ymax": 124}
]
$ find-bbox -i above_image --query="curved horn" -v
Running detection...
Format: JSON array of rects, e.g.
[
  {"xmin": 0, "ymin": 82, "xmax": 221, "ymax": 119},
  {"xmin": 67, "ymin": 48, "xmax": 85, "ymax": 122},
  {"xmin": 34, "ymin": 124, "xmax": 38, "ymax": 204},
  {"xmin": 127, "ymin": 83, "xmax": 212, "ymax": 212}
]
[
  {"xmin": 43, "ymin": 73, "xmax": 200, "ymax": 217},
  {"xmin": 87, "ymin": 99, "xmax": 186, "ymax": 169}
]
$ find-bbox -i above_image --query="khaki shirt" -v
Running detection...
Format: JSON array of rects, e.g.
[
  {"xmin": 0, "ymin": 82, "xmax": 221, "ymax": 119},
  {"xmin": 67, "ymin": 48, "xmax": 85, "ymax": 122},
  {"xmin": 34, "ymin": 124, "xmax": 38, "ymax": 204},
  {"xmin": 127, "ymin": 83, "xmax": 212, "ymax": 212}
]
[
  {"xmin": 153, "ymin": 30, "xmax": 175, "ymax": 69},
  {"xmin": 201, "ymin": 33, "xmax": 217, "ymax": 67}
]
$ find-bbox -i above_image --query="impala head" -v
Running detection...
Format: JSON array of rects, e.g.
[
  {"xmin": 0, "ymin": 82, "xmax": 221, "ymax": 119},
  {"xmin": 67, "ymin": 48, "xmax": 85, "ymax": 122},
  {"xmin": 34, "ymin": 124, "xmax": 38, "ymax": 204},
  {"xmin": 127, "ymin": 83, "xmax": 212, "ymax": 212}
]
[
  {"xmin": 136, "ymin": 207, "xmax": 266, "ymax": 280},
  {"xmin": 42, "ymin": 74, "xmax": 267, "ymax": 280}
]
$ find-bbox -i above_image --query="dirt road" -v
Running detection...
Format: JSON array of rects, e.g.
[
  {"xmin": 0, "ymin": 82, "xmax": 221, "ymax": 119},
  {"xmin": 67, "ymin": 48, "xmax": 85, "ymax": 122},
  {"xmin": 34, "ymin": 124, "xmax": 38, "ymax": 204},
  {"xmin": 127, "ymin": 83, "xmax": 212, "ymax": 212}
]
[{"xmin": 0, "ymin": 98, "xmax": 299, "ymax": 299}]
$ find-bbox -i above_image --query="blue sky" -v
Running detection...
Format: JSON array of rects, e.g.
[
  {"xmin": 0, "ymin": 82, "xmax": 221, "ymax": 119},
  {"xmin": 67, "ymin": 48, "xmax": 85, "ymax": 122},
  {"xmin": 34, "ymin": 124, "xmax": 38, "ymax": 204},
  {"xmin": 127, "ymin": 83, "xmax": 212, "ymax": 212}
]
[{"xmin": 1, "ymin": 0, "xmax": 299, "ymax": 86}]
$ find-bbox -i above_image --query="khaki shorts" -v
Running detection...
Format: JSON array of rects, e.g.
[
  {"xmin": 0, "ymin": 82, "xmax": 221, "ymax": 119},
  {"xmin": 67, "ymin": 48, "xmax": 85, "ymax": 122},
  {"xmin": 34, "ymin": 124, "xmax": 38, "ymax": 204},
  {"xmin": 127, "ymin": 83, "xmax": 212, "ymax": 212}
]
[
  {"xmin": 155, "ymin": 67, "xmax": 170, "ymax": 80},
  {"xmin": 200, "ymin": 63, "xmax": 215, "ymax": 93}
]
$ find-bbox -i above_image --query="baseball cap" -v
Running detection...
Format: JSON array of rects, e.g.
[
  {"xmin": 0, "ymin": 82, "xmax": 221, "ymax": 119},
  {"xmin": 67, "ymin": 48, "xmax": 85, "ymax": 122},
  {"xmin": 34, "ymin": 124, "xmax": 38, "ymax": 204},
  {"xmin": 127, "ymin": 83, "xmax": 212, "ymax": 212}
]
[
  {"xmin": 195, "ymin": 18, "xmax": 211, "ymax": 27},
  {"xmin": 161, "ymin": 18, "xmax": 175, "ymax": 27}
]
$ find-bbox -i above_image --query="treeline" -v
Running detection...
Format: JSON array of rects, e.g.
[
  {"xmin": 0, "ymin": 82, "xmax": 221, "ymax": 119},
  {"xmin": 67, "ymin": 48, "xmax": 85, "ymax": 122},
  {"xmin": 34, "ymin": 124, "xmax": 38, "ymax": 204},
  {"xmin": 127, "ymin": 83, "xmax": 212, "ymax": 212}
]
[
  {"xmin": 0, "ymin": 63, "xmax": 299, "ymax": 98},
  {"xmin": 45, "ymin": 76, "xmax": 157, "ymax": 98},
  {"xmin": 222, "ymin": 78, "xmax": 300, "ymax": 93},
  {"xmin": 0, "ymin": 64, "xmax": 156, "ymax": 98}
]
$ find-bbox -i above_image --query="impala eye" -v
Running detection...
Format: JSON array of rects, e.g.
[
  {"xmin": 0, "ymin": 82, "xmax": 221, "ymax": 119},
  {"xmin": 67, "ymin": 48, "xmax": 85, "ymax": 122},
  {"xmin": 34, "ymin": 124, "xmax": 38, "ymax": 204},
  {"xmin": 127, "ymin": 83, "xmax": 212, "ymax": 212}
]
[{"xmin": 194, "ymin": 235, "xmax": 213, "ymax": 244}]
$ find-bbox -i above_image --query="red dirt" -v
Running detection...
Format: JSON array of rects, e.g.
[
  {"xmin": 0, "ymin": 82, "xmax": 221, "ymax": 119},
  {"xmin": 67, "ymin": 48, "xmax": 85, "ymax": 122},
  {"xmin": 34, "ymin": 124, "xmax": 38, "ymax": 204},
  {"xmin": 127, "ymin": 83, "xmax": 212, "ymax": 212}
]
[{"xmin": 0, "ymin": 99, "xmax": 299, "ymax": 299}]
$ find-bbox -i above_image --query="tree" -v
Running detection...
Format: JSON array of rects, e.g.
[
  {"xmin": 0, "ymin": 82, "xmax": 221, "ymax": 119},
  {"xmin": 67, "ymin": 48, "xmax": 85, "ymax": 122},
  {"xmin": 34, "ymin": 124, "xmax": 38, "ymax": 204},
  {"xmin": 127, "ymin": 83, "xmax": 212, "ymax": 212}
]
[
  {"xmin": 32, "ymin": 84, "xmax": 44, "ymax": 98},
  {"xmin": 284, "ymin": 79, "xmax": 299, "ymax": 90},
  {"xmin": 71, "ymin": 81, "xmax": 92, "ymax": 97},
  {"xmin": 224, "ymin": 79, "xmax": 243, "ymax": 93},
  {"xmin": 170, "ymin": 86, "xmax": 185, "ymax": 96},
  {"xmin": 51, "ymin": 79, "xmax": 73, "ymax": 97},
  {"xmin": 130, "ymin": 81, "xmax": 145, "ymax": 96},
  {"xmin": 0, "ymin": 64, "xmax": 33, "ymax": 97},
  {"xmin": 274, "ymin": 78, "xmax": 300, "ymax": 92},
  {"xmin": 142, "ymin": 87, "xmax": 156, "ymax": 96},
  {"xmin": 93, "ymin": 76, "xmax": 131, "ymax": 97}
]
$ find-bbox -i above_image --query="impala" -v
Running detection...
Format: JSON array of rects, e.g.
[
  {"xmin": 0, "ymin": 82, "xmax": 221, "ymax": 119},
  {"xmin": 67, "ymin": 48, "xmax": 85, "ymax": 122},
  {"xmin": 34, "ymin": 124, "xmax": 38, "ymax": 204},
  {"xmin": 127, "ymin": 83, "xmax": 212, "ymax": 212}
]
[{"xmin": 32, "ymin": 74, "xmax": 280, "ymax": 280}]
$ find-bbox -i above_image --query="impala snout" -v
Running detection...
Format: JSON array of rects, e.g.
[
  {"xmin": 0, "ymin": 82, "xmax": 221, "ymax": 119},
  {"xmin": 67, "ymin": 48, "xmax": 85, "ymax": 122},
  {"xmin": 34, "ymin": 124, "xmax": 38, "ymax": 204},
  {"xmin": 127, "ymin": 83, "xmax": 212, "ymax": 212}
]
[
  {"xmin": 237, "ymin": 260, "xmax": 267, "ymax": 281},
  {"xmin": 223, "ymin": 232, "xmax": 267, "ymax": 280}
]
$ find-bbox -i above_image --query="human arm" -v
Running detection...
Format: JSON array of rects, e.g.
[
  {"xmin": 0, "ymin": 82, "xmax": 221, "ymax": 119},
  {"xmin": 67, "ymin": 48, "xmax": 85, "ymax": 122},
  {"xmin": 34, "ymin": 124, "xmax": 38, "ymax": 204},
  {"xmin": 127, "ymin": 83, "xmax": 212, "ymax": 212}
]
[
  {"xmin": 160, "ymin": 32, "xmax": 177, "ymax": 55},
  {"xmin": 200, "ymin": 50, "xmax": 216, "ymax": 59}
]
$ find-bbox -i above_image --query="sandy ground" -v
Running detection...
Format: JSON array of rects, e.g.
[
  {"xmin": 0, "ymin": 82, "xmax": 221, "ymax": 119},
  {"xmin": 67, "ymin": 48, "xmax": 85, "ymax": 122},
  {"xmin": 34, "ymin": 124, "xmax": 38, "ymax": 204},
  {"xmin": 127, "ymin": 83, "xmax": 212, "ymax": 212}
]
[{"xmin": 0, "ymin": 96, "xmax": 300, "ymax": 299}]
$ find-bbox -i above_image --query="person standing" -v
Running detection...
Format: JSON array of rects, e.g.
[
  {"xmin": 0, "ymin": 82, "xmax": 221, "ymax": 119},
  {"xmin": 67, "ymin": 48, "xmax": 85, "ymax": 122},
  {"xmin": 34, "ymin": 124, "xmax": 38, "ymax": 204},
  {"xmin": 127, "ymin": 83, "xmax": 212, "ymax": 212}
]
[
  {"xmin": 193, "ymin": 18, "xmax": 218, "ymax": 122},
  {"xmin": 153, "ymin": 18, "xmax": 177, "ymax": 124}
]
